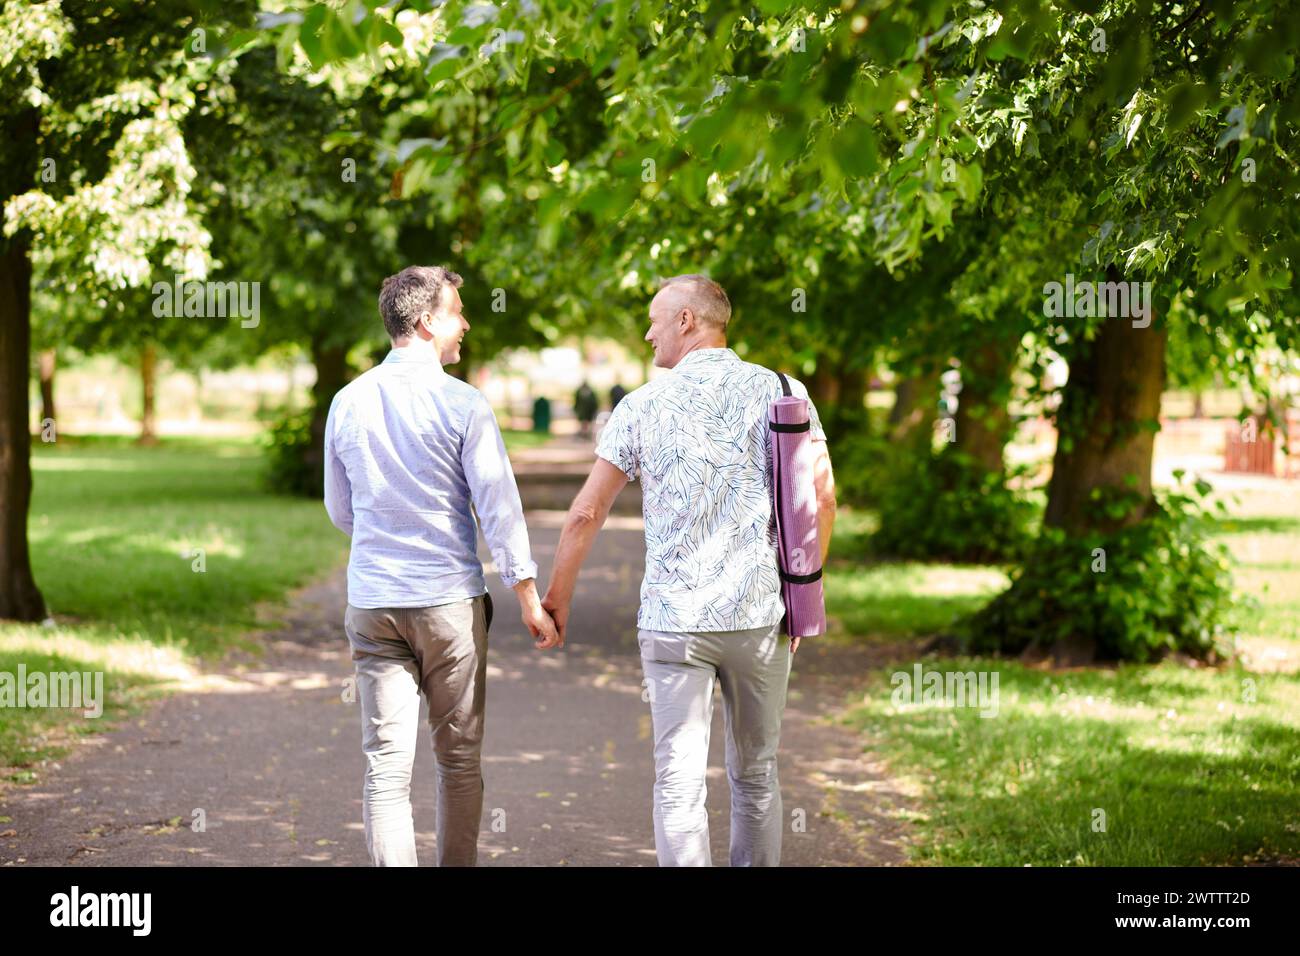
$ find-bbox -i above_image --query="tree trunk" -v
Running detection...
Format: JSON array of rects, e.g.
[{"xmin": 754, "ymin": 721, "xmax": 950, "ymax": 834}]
[
  {"xmin": 138, "ymin": 343, "xmax": 158, "ymax": 445},
  {"xmin": 953, "ymin": 338, "xmax": 1017, "ymax": 474},
  {"xmin": 888, "ymin": 369, "xmax": 941, "ymax": 447},
  {"xmin": 1044, "ymin": 271, "xmax": 1166, "ymax": 534},
  {"xmin": 0, "ymin": 235, "xmax": 48, "ymax": 621},
  {"xmin": 808, "ymin": 361, "xmax": 842, "ymax": 408},
  {"xmin": 39, "ymin": 348, "xmax": 56, "ymax": 427},
  {"xmin": 836, "ymin": 365, "xmax": 868, "ymax": 439},
  {"xmin": 306, "ymin": 338, "xmax": 350, "ymax": 494},
  {"xmin": 807, "ymin": 359, "xmax": 866, "ymax": 441}
]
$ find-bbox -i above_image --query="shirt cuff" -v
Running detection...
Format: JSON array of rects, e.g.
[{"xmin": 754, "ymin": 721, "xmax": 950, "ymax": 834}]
[{"xmin": 498, "ymin": 559, "xmax": 539, "ymax": 589}]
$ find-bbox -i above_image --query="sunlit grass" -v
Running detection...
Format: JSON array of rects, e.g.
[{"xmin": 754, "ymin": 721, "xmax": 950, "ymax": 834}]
[
  {"xmin": 1213, "ymin": 514, "xmax": 1300, "ymax": 658},
  {"xmin": 824, "ymin": 508, "xmax": 1008, "ymax": 640},
  {"xmin": 0, "ymin": 435, "xmax": 349, "ymax": 780},
  {"xmin": 500, "ymin": 428, "xmax": 552, "ymax": 452},
  {"xmin": 826, "ymin": 562, "xmax": 1008, "ymax": 640},
  {"xmin": 839, "ymin": 659, "xmax": 1300, "ymax": 865},
  {"xmin": 826, "ymin": 494, "xmax": 1300, "ymax": 865},
  {"xmin": 0, "ymin": 625, "xmax": 197, "ymax": 782},
  {"xmin": 1, "ymin": 428, "xmax": 561, "ymax": 781},
  {"xmin": 26, "ymin": 437, "xmax": 348, "ymax": 655}
]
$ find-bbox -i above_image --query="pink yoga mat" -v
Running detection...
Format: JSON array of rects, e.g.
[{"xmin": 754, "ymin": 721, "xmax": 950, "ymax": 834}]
[{"xmin": 769, "ymin": 383, "xmax": 827, "ymax": 638}]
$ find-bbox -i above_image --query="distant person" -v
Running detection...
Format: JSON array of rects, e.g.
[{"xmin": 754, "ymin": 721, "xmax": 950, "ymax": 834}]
[
  {"xmin": 574, "ymin": 381, "xmax": 598, "ymax": 438},
  {"xmin": 542, "ymin": 274, "xmax": 837, "ymax": 866},
  {"xmin": 610, "ymin": 383, "xmax": 628, "ymax": 410},
  {"xmin": 323, "ymin": 264, "xmax": 560, "ymax": 867}
]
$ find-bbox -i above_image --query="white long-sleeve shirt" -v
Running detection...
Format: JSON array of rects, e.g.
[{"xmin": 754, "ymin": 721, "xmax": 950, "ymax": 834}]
[{"xmin": 323, "ymin": 346, "xmax": 537, "ymax": 609}]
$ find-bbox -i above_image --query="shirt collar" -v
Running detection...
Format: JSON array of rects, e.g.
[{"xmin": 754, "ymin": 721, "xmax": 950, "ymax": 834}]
[
  {"xmin": 673, "ymin": 347, "xmax": 738, "ymax": 371},
  {"xmin": 383, "ymin": 345, "xmax": 447, "ymax": 369}
]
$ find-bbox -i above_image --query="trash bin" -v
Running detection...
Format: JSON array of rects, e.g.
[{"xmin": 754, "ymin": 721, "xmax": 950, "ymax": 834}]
[{"xmin": 532, "ymin": 395, "xmax": 551, "ymax": 434}]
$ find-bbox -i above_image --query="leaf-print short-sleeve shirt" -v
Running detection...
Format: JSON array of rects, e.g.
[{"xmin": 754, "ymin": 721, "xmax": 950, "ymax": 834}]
[{"xmin": 596, "ymin": 347, "xmax": 826, "ymax": 632}]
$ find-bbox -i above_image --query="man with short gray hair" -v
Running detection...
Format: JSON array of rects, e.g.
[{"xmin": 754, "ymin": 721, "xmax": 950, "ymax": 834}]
[
  {"xmin": 543, "ymin": 273, "xmax": 838, "ymax": 866},
  {"xmin": 655, "ymin": 273, "xmax": 732, "ymax": 329},
  {"xmin": 324, "ymin": 264, "xmax": 559, "ymax": 866}
]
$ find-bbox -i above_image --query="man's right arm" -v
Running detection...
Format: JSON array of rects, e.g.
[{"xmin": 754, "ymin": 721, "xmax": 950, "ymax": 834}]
[
  {"xmin": 542, "ymin": 457, "xmax": 629, "ymax": 643},
  {"xmin": 541, "ymin": 399, "xmax": 636, "ymax": 640},
  {"xmin": 460, "ymin": 393, "xmax": 557, "ymax": 649}
]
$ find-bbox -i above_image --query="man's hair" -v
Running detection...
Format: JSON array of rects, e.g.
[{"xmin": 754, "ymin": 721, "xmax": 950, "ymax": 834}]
[
  {"xmin": 658, "ymin": 273, "xmax": 731, "ymax": 331},
  {"xmin": 378, "ymin": 265, "xmax": 463, "ymax": 339}
]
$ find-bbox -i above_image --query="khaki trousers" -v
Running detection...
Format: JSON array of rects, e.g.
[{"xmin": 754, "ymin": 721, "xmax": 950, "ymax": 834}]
[{"xmin": 344, "ymin": 593, "xmax": 492, "ymax": 866}]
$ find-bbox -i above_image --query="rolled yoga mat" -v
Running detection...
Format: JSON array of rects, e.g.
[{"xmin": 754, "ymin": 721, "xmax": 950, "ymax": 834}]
[{"xmin": 769, "ymin": 384, "xmax": 827, "ymax": 638}]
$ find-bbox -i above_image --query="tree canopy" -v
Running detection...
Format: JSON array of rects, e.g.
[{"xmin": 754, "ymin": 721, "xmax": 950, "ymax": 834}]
[{"xmin": 2, "ymin": 0, "xmax": 1297, "ymax": 659}]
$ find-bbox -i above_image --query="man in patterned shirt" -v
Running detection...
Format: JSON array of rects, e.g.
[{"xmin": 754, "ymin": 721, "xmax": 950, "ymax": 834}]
[{"xmin": 542, "ymin": 274, "xmax": 837, "ymax": 866}]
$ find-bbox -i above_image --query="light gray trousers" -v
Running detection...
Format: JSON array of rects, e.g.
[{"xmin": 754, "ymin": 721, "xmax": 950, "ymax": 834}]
[
  {"xmin": 637, "ymin": 622, "xmax": 792, "ymax": 866},
  {"xmin": 344, "ymin": 594, "xmax": 491, "ymax": 867}
]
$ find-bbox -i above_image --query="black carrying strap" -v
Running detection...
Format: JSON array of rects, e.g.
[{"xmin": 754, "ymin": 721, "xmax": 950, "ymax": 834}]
[
  {"xmin": 780, "ymin": 568, "xmax": 822, "ymax": 584},
  {"xmin": 769, "ymin": 370, "xmax": 822, "ymax": 586},
  {"xmin": 769, "ymin": 371, "xmax": 809, "ymax": 432}
]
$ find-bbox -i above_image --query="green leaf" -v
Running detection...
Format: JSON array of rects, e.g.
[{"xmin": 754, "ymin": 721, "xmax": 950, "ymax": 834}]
[
  {"xmin": 1215, "ymin": 105, "xmax": 1248, "ymax": 150},
  {"xmin": 396, "ymin": 137, "xmax": 445, "ymax": 164},
  {"xmin": 425, "ymin": 43, "xmax": 465, "ymax": 83},
  {"xmin": 321, "ymin": 9, "xmax": 363, "ymax": 60},
  {"xmin": 829, "ymin": 121, "xmax": 878, "ymax": 179},
  {"xmin": 299, "ymin": 4, "xmax": 328, "ymax": 69},
  {"xmin": 684, "ymin": 107, "xmax": 734, "ymax": 155},
  {"xmin": 1165, "ymin": 81, "xmax": 1211, "ymax": 132},
  {"xmin": 543, "ymin": 135, "xmax": 566, "ymax": 166},
  {"xmin": 371, "ymin": 16, "xmax": 404, "ymax": 52}
]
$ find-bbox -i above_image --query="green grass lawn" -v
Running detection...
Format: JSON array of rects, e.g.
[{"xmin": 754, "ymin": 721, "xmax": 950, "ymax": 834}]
[
  {"xmin": 500, "ymin": 428, "xmax": 552, "ymax": 452},
  {"xmin": 0, "ymin": 428, "xmax": 566, "ymax": 783},
  {"xmin": 28, "ymin": 434, "xmax": 350, "ymax": 654},
  {"xmin": 0, "ymin": 434, "xmax": 351, "ymax": 782},
  {"xmin": 824, "ymin": 510, "xmax": 1010, "ymax": 640},
  {"xmin": 825, "ymin": 500, "xmax": 1300, "ymax": 866}
]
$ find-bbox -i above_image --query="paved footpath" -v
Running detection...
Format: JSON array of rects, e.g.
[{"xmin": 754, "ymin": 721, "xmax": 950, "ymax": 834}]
[{"xmin": 1, "ymin": 438, "xmax": 916, "ymax": 866}]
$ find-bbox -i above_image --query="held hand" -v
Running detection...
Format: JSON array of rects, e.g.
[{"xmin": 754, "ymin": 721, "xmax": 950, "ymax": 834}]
[
  {"xmin": 522, "ymin": 601, "xmax": 561, "ymax": 650},
  {"xmin": 514, "ymin": 579, "xmax": 560, "ymax": 650},
  {"xmin": 540, "ymin": 591, "xmax": 569, "ymax": 648},
  {"xmin": 790, "ymin": 636, "xmax": 801, "ymax": 656}
]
